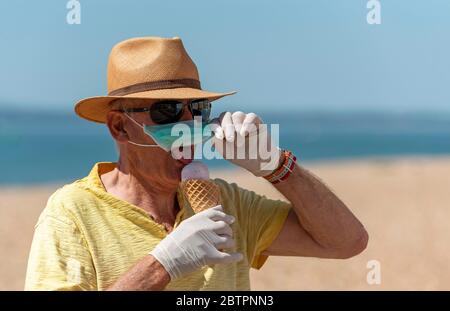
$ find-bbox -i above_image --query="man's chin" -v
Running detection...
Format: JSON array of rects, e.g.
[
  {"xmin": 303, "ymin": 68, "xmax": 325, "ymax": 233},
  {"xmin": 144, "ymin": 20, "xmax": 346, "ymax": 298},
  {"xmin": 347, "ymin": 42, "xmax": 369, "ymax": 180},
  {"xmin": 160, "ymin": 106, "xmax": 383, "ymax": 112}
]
[
  {"xmin": 176, "ymin": 157, "xmax": 193, "ymax": 166},
  {"xmin": 170, "ymin": 147, "xmax": 195, "ymax": 167}
]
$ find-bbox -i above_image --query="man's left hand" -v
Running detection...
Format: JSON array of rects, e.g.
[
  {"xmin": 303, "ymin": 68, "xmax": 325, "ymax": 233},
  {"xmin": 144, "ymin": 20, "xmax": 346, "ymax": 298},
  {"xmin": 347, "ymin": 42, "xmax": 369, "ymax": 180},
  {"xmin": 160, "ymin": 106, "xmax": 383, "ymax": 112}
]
[{"xmin": 211, "ymin": 111, "xmax": 282, "ymax": 177}]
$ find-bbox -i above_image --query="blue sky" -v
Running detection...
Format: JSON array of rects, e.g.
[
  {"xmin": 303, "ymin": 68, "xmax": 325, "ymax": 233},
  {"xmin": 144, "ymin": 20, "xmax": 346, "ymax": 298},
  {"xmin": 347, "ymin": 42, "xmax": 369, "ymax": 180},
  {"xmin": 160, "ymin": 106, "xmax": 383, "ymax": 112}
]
[{"xmin": 1, "ymin": 0, "xmax": 449, "ymax": 113}]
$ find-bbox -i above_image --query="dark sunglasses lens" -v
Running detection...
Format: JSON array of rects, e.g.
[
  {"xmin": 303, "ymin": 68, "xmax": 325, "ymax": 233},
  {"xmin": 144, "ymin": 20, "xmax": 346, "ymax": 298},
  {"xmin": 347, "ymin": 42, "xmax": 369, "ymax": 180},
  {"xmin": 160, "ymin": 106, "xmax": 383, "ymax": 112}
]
[
  {"xmin": 150, "ymin": 101, "xmax": 184, "ymax": 124},
  {"xmin": 190, "ymin": 100, "xmax": 211, "ymax": 122}
]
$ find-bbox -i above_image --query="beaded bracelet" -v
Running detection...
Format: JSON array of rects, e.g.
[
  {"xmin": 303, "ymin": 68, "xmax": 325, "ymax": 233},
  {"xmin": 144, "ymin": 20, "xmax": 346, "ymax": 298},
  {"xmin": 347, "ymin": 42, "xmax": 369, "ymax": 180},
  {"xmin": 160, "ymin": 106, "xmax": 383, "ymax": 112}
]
[
  {"xmin": 262, "ymin": 149, "xmax": 287, "ymax": 181},
  {"xmin": 263, "ymin": 149, "xmax": 297, "ymax": 184}
]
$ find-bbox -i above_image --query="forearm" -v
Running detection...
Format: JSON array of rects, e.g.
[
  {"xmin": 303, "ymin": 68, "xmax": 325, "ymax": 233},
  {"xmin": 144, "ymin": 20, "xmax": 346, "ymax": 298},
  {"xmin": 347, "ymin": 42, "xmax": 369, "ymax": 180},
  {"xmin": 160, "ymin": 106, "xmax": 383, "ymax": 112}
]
[
  {"xmin": 274, "ymin": 163, "xmax": 368, "ymax": 252},
  {"xmin": 107, "ymin": 255, "xmax": 170, "ymax": 291}
]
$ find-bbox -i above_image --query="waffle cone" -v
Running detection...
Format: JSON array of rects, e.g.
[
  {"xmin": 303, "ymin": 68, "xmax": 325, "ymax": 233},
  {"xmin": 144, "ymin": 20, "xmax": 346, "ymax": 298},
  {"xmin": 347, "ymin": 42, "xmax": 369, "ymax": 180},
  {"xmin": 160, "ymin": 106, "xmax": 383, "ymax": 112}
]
[{"xmin": 180, "ymin": 179, "xmax": 221, "ymax": 213}]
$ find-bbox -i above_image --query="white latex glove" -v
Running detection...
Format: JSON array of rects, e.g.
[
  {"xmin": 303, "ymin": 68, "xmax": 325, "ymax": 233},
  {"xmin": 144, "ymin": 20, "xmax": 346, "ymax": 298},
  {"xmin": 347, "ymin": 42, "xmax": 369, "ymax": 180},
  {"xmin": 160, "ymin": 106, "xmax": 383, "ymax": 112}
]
[
  {"xmin": 211, "ymin": 111, "xmax": 283, "ymax": 177},
  {"xmin": 149, "ymin": 205, "xmax": 243, "ymax": 280}
]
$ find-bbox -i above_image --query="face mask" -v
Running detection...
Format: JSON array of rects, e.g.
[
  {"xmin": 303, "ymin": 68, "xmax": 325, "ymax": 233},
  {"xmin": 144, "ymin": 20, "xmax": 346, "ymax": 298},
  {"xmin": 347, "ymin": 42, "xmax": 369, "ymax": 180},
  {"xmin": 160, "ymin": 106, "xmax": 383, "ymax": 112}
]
[{"xmin": 125, "ymin": 113, "xmax": 214, "ymax": 152}]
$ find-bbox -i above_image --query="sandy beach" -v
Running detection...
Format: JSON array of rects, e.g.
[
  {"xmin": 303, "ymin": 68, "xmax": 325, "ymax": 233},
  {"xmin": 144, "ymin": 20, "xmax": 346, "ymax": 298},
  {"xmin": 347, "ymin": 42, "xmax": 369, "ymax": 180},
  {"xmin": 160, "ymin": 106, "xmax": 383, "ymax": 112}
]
[{"xmin": 1, "ymin": 157, "xmax": 450, "ymax": 290}]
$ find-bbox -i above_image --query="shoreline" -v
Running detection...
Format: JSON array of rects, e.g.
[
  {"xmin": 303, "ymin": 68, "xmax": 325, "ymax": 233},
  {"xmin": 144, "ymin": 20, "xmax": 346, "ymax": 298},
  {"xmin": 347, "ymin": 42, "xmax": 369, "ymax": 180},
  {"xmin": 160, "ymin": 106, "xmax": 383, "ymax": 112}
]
[{"xmin": 2, "ymin": 154, "xmax": 450, "ymax": 188}]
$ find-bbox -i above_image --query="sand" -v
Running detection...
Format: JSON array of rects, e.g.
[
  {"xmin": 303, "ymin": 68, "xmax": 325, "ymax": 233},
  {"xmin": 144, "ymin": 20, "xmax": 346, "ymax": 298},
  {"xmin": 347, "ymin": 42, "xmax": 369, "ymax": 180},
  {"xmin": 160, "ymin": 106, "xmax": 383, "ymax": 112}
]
[{"xmin": 1, "ymin": 157, "xmax": 450, "ymax": 290}]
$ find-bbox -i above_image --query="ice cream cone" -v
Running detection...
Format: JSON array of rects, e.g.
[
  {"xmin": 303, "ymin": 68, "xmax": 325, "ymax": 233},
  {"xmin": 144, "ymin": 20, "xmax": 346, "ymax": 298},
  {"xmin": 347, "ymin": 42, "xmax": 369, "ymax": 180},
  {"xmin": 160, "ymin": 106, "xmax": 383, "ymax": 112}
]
[
  {"xmin": 180, "ymin": 179, "xmax": 221, "ymax": 213},
  {"xmin": 180, "ymin": 161, "xmax": 221, "ymax": 213}
]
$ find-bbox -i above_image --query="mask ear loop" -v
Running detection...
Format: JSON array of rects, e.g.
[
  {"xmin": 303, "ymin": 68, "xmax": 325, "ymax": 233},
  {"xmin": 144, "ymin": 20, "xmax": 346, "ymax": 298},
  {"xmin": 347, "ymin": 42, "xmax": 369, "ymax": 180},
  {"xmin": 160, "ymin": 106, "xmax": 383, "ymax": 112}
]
[
  {"xmin": 123, "ymin": 112, "xmax": 159, "ymax": 148},
  {"xmin": 127, "ymin": 141, "xmax": 159, "ymax": 148}
]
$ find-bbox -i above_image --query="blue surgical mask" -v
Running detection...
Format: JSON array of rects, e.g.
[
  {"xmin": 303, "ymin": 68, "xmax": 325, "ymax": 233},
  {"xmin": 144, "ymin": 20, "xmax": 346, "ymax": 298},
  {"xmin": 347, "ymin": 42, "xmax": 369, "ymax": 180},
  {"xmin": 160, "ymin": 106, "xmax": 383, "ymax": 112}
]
[{"xmin": 125, "ymin": 113, "xmax": 214, "ymax": 152}]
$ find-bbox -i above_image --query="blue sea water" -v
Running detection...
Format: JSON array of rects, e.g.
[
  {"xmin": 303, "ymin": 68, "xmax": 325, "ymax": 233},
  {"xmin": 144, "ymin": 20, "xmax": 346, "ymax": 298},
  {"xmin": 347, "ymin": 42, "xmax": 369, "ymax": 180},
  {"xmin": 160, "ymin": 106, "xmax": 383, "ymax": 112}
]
[{"xmin": 1, "ymin": 110, "xmax": 450, "ymax": 185}]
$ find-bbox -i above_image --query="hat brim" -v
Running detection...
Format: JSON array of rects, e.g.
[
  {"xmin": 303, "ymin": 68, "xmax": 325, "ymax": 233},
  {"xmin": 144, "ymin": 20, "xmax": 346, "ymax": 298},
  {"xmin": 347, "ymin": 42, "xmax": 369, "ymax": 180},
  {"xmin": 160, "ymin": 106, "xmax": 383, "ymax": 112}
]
[{"xmin": 75, "ymin": 87, "xmax": 237, "ymax": 123}]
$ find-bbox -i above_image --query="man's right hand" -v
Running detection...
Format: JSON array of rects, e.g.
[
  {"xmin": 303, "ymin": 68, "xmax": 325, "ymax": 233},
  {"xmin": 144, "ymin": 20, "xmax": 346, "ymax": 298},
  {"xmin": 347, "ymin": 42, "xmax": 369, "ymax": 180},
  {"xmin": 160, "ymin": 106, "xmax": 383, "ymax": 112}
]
[{"xmin": 149, "ymin": 205, "xmax": 243, "ymax": 280}]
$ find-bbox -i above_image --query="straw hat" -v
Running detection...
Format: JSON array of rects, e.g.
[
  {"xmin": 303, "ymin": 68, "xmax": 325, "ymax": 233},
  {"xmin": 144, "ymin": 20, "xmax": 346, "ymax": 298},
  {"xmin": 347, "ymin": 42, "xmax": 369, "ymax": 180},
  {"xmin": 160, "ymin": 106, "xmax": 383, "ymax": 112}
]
[{"xmin": 75, "ymin": 36, "xmax": 236, "ymax": 123}]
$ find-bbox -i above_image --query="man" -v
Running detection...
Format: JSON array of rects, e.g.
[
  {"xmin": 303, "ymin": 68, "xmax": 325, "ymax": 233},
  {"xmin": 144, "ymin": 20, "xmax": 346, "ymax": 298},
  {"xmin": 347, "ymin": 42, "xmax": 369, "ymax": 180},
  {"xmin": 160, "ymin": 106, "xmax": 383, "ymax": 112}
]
[{"xmin": 25, "ymin": 36, "xmax": 368, "ymax": 290}]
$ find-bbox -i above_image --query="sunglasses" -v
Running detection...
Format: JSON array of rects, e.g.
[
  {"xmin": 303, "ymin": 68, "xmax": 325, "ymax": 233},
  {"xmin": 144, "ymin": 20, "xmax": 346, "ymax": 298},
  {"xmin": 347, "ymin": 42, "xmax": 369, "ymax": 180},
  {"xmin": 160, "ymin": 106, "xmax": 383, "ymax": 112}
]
[{"xmin": 120, "ymin": 99, "xmax": 212, "ymax": 125}]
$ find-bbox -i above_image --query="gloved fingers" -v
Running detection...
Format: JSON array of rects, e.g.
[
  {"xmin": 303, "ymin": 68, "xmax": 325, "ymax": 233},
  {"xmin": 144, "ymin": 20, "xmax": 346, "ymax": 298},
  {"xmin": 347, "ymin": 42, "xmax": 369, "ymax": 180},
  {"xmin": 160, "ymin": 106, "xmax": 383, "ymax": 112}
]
[
  {"xmin": 232, "ymin": 111, "xmax": 247, "ymax": 147},
  {"xmin": 212, "ymin": 216, "xmax": 235, "ymax": 227},
  {"xmin": 209, "ymin": 118, "xmax": 224, "ymax": 140},
  {"xmin": 206, "ymin": 206, "xmax": 235, "ymax": 224},
  {"xmin": 215, "ymin": 235, "xmax": 235, "ymax": 249},
  {"xmin": 210, "ymin": 205, "xmax": 224, "ymax": 212},
  {"xmin": 211, "ymin": 220, "xmax": 231, "ymax": 234},
  {"xmin": 213, "ymin": 222, "xmax": 233, "ymax": 236},
  {"xmin": 216, "ymin": 251, "xmax": 244, "ymax": 264},
  {"xmin": 231, "ymin": 111, "xmax": 246, "ymax": 135},
  {"xmin": 241, "ymin": 113, "xmax": 262, "ymax": 137},
  {"xmin": 199, "ymin": 205, "xmax": 225, "ymax": 219},
  {"xmin": 190, "ymin": 207, "xmax": 223, "ymax": 223},
  {"xmin": 221, "ymin": 112, "xmax": 235, "ymax": 142}
]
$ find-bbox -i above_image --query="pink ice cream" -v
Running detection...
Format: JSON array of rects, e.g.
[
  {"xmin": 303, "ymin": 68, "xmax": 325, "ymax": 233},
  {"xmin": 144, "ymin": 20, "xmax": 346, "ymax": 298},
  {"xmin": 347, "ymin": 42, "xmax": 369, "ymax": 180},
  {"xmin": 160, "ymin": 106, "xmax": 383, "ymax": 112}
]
[{"xmin": 181, "ymin": 161, "xmax": 210, "ymax": 181}]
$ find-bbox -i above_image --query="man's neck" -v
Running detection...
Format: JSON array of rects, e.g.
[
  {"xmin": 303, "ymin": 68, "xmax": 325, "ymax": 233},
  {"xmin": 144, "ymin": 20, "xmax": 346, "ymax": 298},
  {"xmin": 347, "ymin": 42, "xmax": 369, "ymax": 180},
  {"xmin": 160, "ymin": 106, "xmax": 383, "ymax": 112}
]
[{"xmin": 100, "ymin": 163, "xmax": 179, "ymax": 230}]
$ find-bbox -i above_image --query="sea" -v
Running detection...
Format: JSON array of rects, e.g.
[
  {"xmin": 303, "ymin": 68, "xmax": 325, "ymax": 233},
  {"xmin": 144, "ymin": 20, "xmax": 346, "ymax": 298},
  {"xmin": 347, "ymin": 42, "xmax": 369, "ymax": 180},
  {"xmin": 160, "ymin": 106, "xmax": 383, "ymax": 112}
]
[{"xmin": 1, "ymin": 110, "xmax": 450, "ymax": 185}]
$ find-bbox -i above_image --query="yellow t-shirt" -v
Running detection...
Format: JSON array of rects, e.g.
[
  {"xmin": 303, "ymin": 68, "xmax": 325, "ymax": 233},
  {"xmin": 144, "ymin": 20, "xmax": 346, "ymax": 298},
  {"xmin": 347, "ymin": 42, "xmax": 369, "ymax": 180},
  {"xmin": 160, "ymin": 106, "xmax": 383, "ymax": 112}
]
[{"xmin": 25, "ymin": 162, "xmax": 291, "ymax": 291}]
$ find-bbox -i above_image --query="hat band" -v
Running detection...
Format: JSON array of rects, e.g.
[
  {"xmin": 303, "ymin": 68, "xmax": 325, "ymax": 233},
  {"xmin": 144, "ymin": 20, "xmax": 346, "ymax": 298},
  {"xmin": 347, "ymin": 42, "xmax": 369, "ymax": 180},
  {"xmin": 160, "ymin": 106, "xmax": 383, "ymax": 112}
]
[{"xmin": 108, "ymin": 79, "xmax": 201, "ymax": 96}]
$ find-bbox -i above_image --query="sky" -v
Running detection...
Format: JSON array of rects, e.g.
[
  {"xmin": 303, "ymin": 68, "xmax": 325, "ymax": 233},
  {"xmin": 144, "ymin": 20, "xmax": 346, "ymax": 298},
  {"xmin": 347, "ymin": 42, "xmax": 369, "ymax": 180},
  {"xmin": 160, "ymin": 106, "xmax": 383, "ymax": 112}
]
[{"xmin": 0, "ymin": 0, "xmax": 449, "ymax": 114}]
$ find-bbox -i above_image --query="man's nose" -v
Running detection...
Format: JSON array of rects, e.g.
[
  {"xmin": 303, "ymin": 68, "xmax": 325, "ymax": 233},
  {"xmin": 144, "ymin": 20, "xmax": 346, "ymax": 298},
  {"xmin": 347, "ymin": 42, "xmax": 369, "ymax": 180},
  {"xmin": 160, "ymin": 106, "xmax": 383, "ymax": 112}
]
[{"xmin": 181, "ymin": 104, "xmax": 194, "ymax": 121}]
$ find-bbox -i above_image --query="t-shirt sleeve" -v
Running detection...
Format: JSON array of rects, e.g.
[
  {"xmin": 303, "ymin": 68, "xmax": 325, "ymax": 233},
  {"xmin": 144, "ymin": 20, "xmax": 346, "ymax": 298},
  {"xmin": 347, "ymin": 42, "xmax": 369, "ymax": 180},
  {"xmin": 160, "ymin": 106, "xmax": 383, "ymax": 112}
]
[
  {"xmin": 216, "ymin": 179, "xmax": 291, "ymax": 270},
  {"xmin": 25, "ymin": 193, "xmax": 97, "ymax": 291}
]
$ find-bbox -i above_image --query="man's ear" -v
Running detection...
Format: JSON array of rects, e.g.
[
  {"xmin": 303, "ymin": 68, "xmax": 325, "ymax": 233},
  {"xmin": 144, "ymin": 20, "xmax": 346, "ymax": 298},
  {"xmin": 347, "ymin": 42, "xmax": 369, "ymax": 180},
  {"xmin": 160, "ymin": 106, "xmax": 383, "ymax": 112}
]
[{"xmin": 106, "ymin": 111, "xmax": 129, "ymax": 144}]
